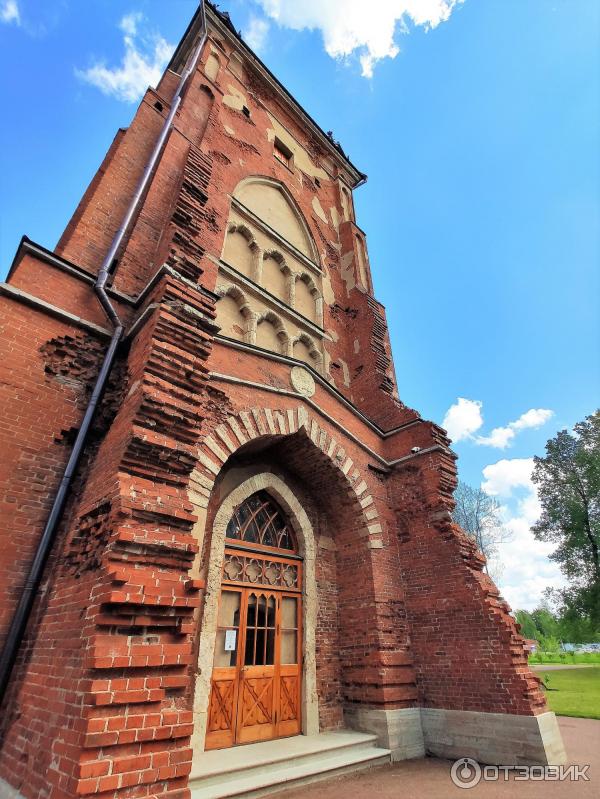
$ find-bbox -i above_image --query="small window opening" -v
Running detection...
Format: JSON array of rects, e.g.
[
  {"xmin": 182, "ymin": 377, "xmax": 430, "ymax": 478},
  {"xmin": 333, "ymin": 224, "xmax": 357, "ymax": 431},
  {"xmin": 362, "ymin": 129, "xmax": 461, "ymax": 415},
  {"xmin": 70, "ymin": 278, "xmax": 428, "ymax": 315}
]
[
  {"xmin": 154, "ymin": 101, "xmax": 164, "ymax": 113},
  {"xmin": 274, "ymin": 137, "xmax": 293, "ymax": 169},
  {"xmin": 242, "ymin": 105, "xmax": 251, "ymax": 118}
]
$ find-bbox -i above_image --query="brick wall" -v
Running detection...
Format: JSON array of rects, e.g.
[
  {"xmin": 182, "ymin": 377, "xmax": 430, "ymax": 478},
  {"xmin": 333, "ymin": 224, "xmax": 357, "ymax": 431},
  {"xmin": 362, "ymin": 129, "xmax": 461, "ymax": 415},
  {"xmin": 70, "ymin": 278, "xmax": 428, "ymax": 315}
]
[
  {"xmin": 389, "ymin": 451, "xmax": 546, "ymax": 716},
  {"xmin": 0, "ymin": 301, "xmax": 103, "ymax": 651}
]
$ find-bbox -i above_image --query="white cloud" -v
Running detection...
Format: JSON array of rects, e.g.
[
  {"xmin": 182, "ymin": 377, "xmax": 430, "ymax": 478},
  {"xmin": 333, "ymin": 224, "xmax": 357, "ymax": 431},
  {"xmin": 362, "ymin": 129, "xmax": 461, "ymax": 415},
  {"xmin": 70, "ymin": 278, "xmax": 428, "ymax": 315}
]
[
  {"xmin": 120, "ymin": 11, "xmax": 142, "ymax": 37},
  {"xmin": 497, "ymin": 527, "xmax": 565, "ymax": 612},
  {"xmin": 442, "ymin": 396, "xmax": 553, "ymax": 448},
  {"xmin": 476, "ymin": 408, "xmax": 553, "ymax": 449},
  {"xmin": 1, "ymin": 0, "xmax": 20, "ymax": 25},
  {"xmin": 256, "ymin": 0, "xmax": 464, "ymax": 77},
  {"xmin": 511, "ymin": 408, "xmax": 554, "ymax": 431},
  {"xmin": 480, "ymin": 457, "xmax": 566, "ymax": 610},
  {"xmin": 442, "ymin": 397, "xmax": 483, "ymax": 442},
  {"xmin": 481, "ymin": 457, "xmax": 535, "ymax": 497},
  {"xmin": 476, "ymin": 426, "xmax": 514, "ymax": 448},
  {"xmin": 76, "ymin": 12, "xmax": 174, "ymax": 103},
  {"xmin": 245, "ymin": 16, "xmax": 270, "ymax": 53}
]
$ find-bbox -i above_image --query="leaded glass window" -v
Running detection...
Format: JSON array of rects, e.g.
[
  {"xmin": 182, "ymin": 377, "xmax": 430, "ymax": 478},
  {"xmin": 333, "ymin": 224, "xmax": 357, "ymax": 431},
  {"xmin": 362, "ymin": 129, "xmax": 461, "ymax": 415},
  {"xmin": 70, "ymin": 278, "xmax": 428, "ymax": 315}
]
[{"xmin": 225, "ymin": 491, "xmax": 296, "ymax": 552}]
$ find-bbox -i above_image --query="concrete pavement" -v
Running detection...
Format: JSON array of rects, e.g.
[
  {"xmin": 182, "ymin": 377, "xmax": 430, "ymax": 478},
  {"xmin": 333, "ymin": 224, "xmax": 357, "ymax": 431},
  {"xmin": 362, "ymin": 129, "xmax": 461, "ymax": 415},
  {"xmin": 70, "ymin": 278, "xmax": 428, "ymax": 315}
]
[{"xmin": 270, "ymin": 717, "xmax": 599, "ymax": 799}]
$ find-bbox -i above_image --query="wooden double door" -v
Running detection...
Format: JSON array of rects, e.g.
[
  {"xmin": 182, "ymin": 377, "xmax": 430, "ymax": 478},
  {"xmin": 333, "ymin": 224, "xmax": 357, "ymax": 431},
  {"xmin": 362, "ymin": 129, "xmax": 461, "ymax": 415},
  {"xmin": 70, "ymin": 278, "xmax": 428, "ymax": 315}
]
[{"xmin": 205, "ymin": 549, "xmax": 302, "ymax": 750}]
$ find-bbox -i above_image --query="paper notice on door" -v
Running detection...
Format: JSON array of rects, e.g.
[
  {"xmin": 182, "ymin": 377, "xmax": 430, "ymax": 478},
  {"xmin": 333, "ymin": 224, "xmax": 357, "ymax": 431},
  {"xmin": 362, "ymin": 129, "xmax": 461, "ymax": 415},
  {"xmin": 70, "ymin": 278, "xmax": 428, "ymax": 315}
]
[{"xmin": 224, "ymin": 629, "xmax": 237, "ymax": 651}]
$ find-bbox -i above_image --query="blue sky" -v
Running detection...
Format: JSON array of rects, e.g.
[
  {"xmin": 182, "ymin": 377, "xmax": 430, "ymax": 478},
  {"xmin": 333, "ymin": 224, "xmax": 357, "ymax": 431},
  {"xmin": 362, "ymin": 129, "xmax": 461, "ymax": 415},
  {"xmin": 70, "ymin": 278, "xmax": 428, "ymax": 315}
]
[{"xmin": 1, "ymin": 0, "xmax": 598, "ymax": 610}]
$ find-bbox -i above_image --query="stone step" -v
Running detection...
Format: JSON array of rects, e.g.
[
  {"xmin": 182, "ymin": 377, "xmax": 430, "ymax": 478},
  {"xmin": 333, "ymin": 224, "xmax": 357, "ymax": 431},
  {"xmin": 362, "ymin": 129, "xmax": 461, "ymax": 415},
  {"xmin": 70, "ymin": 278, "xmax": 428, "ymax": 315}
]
[{"xmin": 189, "ymin": 731, "xmax": 391, "ymax": 799}]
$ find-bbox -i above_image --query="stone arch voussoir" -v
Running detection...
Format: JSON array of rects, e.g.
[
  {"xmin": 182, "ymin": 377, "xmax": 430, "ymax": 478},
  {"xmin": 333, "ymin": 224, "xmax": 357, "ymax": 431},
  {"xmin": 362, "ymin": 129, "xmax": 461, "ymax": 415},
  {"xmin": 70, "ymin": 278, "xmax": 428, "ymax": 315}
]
[
  {"xmin": 189, "ymin": 405, "xmax": 376, "ymax": 540},
  {"xmin": 227, "ymin": 221, "xmax": 259, "ymax": 251}
]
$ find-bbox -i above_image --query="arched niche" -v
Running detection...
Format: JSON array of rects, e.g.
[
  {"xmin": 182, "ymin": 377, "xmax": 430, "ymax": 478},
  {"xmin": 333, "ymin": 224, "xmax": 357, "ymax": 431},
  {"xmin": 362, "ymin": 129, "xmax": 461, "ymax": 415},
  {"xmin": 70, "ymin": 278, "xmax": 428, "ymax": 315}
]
[
  {"xmin": 355, "ymin": 233, "xmax": 369, "ymax": 291},
  {"xmin": 292, "ymin": 333, "xmax": 322, "ymax": 372},
  {"xmin": 256, "ymin": 311, "xmax": 289, "ymax": 355},
  {"xmin": 341, "ymin": 185, "xmax": 354, "ymax": 222},
  {"xmin": 295, "ymin": 273, "xmax": 319, "ymax": 324},
  {"xmin": 262, "ymin": 250, "xmax": 290, "ymax": 302},
  {"xmin": 234, "ymin": 177, "xmax": 318, "ymax": 262},
  {"xmin": 205, "ymin": 51, "xmax": 220, "ymax": 82},
  {"xmin": 222, "ymin": 223, "xmax": 258, "ymax": 279},
  {"xmin": 215, "ymin": 285, "xmax": 252, "ymax": 342}
]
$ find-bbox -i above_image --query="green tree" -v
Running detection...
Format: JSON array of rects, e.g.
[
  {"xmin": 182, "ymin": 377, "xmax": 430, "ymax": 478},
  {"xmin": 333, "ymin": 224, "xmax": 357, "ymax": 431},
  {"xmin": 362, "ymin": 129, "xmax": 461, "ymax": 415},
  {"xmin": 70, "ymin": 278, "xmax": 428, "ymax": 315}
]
[
  {"xmin": 531, "ymin": 606, "xmax": 560, "ymax": 639},
  {"xmin": 554, "ymin": 603, "xmax": 600, "ymax": 643},
  {"xmin": 532, "ymin": 410, "xmax": 600, "ymax": 623},
  {"xmin": 515, "ymin": 605, "xmax": 599, "ymax": 645},
  {"xmin": 515, "ymin": 609, "xmax": 539, "ymax": 640},
  {"xmin": 538, "ymin": 635, "xmax": 561, "ymax": 653}
]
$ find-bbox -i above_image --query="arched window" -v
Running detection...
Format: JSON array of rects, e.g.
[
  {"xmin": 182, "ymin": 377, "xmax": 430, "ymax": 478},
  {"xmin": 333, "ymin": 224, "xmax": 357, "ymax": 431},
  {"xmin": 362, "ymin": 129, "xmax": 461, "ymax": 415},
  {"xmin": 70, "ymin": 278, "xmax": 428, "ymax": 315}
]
[{"xmin": 225, "ymin": 491, "xmax": 297, "ymax": 552}]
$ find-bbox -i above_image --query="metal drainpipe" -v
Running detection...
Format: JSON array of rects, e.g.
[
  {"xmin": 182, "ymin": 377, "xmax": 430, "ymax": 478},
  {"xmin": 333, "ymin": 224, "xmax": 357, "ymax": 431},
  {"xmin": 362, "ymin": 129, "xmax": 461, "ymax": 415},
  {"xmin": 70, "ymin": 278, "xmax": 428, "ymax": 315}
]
[{"xmin": 0, "ymin": 1, "xmax": 208, "ymax": 705}]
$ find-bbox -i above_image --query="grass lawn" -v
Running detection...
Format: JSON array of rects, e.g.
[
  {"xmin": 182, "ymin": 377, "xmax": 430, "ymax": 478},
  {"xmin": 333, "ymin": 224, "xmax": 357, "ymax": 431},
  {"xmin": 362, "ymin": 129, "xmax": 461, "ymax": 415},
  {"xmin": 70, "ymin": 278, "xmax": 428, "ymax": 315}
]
[{"xmin": 540, "ymin": 666, "xmax": 600, "ymax": 719}]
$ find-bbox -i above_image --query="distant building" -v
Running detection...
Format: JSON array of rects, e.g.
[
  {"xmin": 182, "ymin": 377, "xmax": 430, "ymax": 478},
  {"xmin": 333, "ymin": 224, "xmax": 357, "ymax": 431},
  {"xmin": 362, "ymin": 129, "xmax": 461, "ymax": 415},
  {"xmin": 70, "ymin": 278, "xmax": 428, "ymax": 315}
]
[{"xmin": 563, "ymin": 642, "xmax": 600, "ymax": 653}]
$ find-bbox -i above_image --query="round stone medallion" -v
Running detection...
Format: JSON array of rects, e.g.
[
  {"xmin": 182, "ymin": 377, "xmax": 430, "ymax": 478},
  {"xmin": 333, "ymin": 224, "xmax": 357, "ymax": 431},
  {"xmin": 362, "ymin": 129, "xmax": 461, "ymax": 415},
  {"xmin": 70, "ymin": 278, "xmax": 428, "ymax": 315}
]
[{"xmin": 290, "ymin": 366, "xmax": 315, "ymax": 397}]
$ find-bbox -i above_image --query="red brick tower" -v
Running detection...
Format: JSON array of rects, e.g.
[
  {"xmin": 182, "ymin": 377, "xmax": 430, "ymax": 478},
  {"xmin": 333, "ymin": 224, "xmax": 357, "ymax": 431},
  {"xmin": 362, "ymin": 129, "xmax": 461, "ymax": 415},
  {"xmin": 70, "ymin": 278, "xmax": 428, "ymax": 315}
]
[{"xmin": 0, "ymin": 3, "xmax": 565, "ymax": 798}]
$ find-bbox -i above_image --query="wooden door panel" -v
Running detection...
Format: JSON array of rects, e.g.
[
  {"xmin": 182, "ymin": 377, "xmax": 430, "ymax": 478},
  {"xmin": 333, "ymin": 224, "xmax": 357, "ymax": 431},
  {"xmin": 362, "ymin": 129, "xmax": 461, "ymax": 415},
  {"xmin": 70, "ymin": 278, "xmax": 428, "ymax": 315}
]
[
  {"xmin": 277, "ymin": 668, "xmax": 301, "ymax": 736},
  {"xmin": 207, "ymin": 679, "xmax": 235, "ymax": 732},
  {"xmin": 240, "ymin": 675, "xmax": 274, "ymax": 725},
  {"xmin": 279, "ymin": 674, "xmax": 299, "ymax": 722},
  {"xmin": 205, "ymin": 669, "xmax": 238, "ymax": 749},
  {"xmin": 236, "ymin": 674, "xmax": 276, "ymax": 742},
  {"xmin": 236, "ymin": 590, "xmax": 278, "ymax": 744},
  {"xmin": 205, "ymin": 587, "xmax": 242, "ymax": 751},
  {"xmin": 205, "ymin": 552, "xmax": 303, "ymax": 749}
]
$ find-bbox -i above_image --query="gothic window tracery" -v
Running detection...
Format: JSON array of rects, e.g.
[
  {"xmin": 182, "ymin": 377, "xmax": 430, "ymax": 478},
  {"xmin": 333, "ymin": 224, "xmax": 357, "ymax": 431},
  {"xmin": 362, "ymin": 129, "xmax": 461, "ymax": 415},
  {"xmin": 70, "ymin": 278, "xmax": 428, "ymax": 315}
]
[{"xmin": 225, "ymin": 491, "xmax": 297, "ymax": 552}]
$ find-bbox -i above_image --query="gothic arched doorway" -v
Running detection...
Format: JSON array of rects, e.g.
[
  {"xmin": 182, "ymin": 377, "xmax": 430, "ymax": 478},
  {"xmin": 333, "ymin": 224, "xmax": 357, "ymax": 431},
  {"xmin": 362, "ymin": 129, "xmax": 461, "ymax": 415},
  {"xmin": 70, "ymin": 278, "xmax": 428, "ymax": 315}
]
[{"xmin": 205, "ymin": 490, "xmax": 303, "ymax": 750}]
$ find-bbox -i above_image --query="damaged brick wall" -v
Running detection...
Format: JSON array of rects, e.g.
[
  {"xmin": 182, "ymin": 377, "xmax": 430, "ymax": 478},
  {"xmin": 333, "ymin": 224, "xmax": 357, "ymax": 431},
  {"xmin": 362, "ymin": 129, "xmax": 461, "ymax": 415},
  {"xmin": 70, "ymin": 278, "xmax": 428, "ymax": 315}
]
[
  {"xmin": 0, "ymin": 269, "xmax": 218, "ymax": 799},
  {"xmin": 0, "ymin": 311, "xmax": 107, "ymax": 653},
  {"xmin": 388, "ymin": 447, "xmax": 546, "ymax": 715}
]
